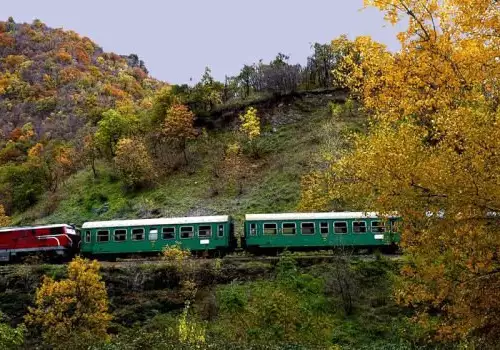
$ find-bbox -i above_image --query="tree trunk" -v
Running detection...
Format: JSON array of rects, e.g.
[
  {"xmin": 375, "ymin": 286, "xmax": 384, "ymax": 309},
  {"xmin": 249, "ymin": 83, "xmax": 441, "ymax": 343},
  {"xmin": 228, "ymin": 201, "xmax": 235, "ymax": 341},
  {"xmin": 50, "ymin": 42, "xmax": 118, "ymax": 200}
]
[{"xmin": 182, "ymin": 139, "xmax": 188, "ymax": 165}]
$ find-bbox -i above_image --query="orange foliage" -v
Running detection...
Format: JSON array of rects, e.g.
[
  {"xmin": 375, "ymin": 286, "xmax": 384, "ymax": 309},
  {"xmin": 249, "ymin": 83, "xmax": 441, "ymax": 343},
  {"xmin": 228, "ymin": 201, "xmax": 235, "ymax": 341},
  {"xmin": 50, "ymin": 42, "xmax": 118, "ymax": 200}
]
[
  {"xmin": 0, "ymin": 33, "xmax": 15, "ymax": 47},
  {"xmin": 28, "ymin": 143, "xmax": 44, "ymax": 159},
  {"xmin": 55, "ymin": 146, "xmax": 74, "ymax": 169},
  {"xmin": 56, "ymin": 49, "xmax": 72, "ymax": 64},
  {"xmin": 75, "ymin": 45, "xmax": 91, "ymax": 65},
  {"xmin": 59, "ymin": 67, "xmax": 82, "ymax": 84},
  {"xmin": 103, "ymin": 83, "xmax": 126, "ymax": 99},
  {"xmin": 9, "ymin": 128, "xmax": 22, "ymax": 141}
]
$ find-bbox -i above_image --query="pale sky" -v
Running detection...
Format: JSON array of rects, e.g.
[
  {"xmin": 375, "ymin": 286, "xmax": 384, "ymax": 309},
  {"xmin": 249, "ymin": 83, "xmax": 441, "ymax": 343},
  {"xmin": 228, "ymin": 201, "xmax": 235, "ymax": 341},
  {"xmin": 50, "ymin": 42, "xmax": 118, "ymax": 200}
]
[{"xmin": 0, "ymin": 0, "xmax": 401, "ymax": 84}]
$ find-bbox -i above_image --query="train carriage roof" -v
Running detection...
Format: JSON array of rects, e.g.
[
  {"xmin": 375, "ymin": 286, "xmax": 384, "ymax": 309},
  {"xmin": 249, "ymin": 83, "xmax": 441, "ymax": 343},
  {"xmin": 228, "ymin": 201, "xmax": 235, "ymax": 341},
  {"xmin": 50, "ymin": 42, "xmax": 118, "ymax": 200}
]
[
  {"xmin": 245, "ymin": 212, "xmax": 398, "ymax": 221},
  {"xmin": 81, "ymin": 215, "xmax": 230, "ymax": 229}
]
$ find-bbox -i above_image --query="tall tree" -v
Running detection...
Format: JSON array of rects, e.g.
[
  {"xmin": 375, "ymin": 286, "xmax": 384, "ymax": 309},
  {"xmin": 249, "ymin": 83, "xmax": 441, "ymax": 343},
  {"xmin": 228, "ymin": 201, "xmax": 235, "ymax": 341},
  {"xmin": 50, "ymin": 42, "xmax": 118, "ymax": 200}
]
[
  {"xmin": 191, "ymin": 67, "xmax": 223, "ymax": 113},
  {"xmin": 162, "ymin": 104, "xmax": 197, "ymax": 164},
  {"xmin": 238, "ymin": 65, "xmax": 255, "ymax": 98},
  {"xmin": 25, "ymin": 257, "xmax": 112, "ymax": 349},
  {"xmin": 95, "ymin": 109, "xmax": 136, "ymax": 157},
  {"xmin": 114, "ymin": 138, "xmax": 155, "ymax": 189},
  {"xmin": 301, "ymin": 0, "xmax": 500, "ymax": 343}
]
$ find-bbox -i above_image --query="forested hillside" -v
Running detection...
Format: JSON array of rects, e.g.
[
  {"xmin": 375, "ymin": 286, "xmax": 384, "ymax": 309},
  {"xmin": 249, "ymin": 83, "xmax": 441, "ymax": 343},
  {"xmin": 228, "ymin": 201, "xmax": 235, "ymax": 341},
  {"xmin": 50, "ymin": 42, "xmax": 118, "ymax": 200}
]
[
  {"xmin": 0, "ymin": 17, "xmax": 351, "ymax": 223},
  {"xmin": 0, "ymin": 17, "xmax": 160, "ymax": 139},
  {"xmin": 0, "ymin": 17, "xmax": 163, "ymax": 217}
]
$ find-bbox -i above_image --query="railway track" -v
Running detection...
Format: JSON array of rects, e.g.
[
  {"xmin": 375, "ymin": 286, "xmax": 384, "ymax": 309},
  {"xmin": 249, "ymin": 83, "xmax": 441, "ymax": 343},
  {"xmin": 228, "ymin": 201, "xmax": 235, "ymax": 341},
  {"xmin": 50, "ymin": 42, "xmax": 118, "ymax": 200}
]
[
  {"xmin": 0, "ymin": 253, "xmax": 402, "ymax": 272},
  {"xmin": 99, "ymin": 253, "xmax": 402, "ymax": 266}
]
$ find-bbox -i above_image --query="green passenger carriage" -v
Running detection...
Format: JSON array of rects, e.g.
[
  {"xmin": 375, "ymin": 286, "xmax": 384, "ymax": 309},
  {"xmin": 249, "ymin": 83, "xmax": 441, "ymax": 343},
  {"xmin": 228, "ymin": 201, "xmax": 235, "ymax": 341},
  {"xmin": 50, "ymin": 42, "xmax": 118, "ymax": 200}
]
[
  {"xmin": 242, "ymin": 212, "xmax": 400, "ymax": 253},
  {"xmin": 80, "ymin": 215, "xmax": 234, "ymax": 258}
]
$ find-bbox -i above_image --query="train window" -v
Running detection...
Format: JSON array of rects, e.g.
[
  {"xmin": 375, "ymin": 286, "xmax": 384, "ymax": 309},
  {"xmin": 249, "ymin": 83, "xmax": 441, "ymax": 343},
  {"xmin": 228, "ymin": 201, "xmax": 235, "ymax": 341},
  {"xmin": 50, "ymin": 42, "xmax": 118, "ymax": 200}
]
[
  {"xmin": 334, "ymin": 222, "xmax": 348, "ymax": 234},
  {"xmin": 97, "ymin": 230, "xmax": 109, "ymax": 242},
  {"xmin": 301, "ymin": 222, "xmax": 315, "ymax": 235},
  {"xmin": 162, "ymin": 227, "xmax": 175, "ymax": 239},
  {"xmin": 282, "ymin": 223, "xmax": 296, "ymax": 235},
  {"xmin": 132, "ymin": 228, "xmax": 145, "ymax": 240},
  {"xmin": 85, "ymin": 230, "xmax": 91, "ymax": 243},
  {"xmin": 263, "ymin": 223, "xmax": 277, "ymax": 235},
  {"xmin": 199, "ymin": 225, "xmax": 212, "ymax": 238},
  {"xmin": 371, "ymin": 221, "xmax": 385, "ymax": 233},
  {"xmin": 250, "ymin": 223, "xmax": 257, "ymax": 236},
  {"xmin": 353, "ymin": 221, "xmax": 367, "ymax": 233},
  {"xmin": 218, "ymin": 225, "xmax": 224, "ymax": 237},
  {"xmin": 320, "ymin": 222, "xmax": 329, "ymax": 236},
  {"xmin": 149, "ymin": 228, "xmax": 158, "ymax": 241},
  {"xmin": 180, "ymin": 226, "xmax": 194, "ymax": 239},
  {"xmin": 114, "ymin": 229, "xmax": 126, "ymax": 242}
]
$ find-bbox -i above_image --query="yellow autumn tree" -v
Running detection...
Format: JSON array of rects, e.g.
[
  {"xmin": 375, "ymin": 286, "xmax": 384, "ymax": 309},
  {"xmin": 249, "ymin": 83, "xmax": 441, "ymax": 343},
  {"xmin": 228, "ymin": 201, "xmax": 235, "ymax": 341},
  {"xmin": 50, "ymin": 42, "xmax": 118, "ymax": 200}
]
[
  {"xmin": 163, "ymin": 104, "xmax": 197, "ymax": 165},
  {"xmin": 114, "ymin": 138, "xmax": 155, "ymax": 189},
  {"xmin": 239, "ymin": 107, "xmax": 261, "ymax": 141},
  {"xmin": 239, "ymin": 106, "xmax": 262, "ymax": 158},
  {"xmin": 0, "ymin": 205, "xmax": 10, "ymax": 227},
  {"xmin": 25, "ymin": 257, "xmax": 112, "ymax": 349},
  {"xmin": 301, "ymin": 0, "xmax": 499, "ymax": 343}
]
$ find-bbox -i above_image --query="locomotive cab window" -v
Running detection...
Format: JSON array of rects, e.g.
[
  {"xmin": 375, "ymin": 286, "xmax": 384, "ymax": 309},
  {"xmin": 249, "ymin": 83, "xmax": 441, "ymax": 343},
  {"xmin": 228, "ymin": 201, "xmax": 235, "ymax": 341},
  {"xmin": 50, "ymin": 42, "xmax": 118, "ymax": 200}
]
[
  {"xmin": 132, "ymin": 228, "xmax": 145, "ymax": 240},
  {"xmin": 371, "ymin": 221, "xmax": 385, "ymax": 233},
  {"xmin": 320, "ymin": 222, "xmax": 329, "ymax": 236},
  {"xmin": 301, "ymin": 222, "xmax": 315, "ymax": 235},
  {"xmin": 353, "ymin": 221, "xmax": 367, "ymax": 233},
  {"xmin": 114, "ymin": 229, "xmax": 126, "ymax": 242},
  {"xmin": 180, "ymin": 226, "xmax": 194, "ymax": 239},
  {"xmin": 162, "ymin": 227, "xmax": 175, "ymax": 239},
  {"xmin": 85, "ymin": 230, "xmax": 91, "ymax": 243},
  {"xmin": 50, "ymin": 227, "xmax": 64, "ymax": 235},
  {"xmin": 334, "ymin": 222, "xmax": 348, "ymax": 234},
  {"xmin": 249, "ymin": 223, "xmax": 257, "ymax": 236},
  {"xmin": 199, "ymin": 225, "xmax": 212, "ymax": 238},
  {"xmin": 263, "ymin": 223, "xmax": 277, "ymax": 235},
  {"xmin": 282, "ymin": 223, "xmax": 296, "ymax": 235},
  {"xmin": 218, "ymin": 224, "xmax": 224, "ymax": 237},
  {"xmin": 97, "ymin": 230, "xmax": 109, "ymax": 242}
]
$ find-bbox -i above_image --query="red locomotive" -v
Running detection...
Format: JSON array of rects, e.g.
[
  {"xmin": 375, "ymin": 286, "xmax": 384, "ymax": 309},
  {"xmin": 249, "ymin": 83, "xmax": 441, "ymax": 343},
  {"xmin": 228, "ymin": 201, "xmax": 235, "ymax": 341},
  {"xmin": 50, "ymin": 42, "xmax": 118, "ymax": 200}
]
[{"xmin": 0, "ymin": 224, "xmax": 80, "ymax": 262}]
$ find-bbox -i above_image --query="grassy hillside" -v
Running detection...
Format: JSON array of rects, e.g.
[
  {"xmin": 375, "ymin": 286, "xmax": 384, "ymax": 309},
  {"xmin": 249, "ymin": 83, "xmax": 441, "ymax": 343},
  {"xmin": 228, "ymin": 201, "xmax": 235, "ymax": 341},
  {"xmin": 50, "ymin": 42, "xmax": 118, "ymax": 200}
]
[{"xmin": 15, "ymin": 92, "xmax": 361, "ymax": 226}]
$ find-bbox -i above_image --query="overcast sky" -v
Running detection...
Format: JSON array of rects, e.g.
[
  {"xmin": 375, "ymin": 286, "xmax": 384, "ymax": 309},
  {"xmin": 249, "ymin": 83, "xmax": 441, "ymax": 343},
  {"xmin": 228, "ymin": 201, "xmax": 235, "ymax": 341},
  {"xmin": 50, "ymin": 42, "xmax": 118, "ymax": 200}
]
[{"xmin": 1, "ymin": 0, "xmax": 401, "ymax": 84}]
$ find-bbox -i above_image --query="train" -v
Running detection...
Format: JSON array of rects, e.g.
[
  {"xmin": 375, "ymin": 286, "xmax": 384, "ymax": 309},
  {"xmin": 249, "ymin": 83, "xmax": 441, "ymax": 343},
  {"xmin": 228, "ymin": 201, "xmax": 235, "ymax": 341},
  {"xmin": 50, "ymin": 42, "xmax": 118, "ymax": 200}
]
[{"xmin": 0, "ymin": 212, "xmax": 401, "ymax": 262}]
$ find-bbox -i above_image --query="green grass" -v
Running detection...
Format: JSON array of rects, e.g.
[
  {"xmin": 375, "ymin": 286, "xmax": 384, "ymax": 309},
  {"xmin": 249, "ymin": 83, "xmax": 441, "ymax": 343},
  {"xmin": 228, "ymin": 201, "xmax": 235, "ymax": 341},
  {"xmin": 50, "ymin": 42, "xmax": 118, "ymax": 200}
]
[{"xmin": 14, "ymin": 94, "xmax": 364, "ymax": 227}]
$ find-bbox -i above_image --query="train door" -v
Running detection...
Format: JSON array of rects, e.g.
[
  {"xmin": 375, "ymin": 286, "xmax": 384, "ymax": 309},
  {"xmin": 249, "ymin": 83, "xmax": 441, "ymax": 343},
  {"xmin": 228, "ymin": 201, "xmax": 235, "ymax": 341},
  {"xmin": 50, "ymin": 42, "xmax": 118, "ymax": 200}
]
[{"xmin": 83, "ymin": 229, "xmax": 93, "ymax": 253}]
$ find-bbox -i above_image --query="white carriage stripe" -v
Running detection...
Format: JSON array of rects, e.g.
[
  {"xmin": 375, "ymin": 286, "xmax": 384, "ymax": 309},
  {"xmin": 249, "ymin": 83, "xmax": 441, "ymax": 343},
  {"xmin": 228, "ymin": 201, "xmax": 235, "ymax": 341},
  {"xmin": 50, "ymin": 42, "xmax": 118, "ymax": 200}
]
[
  {"xmin": 245, "ymin": 212, "xmax": 397, "ymax": 221},
  {"xmin": 37, "ymin": 236, "xmax": 61, "ymax": 246},
  {"xmin": 36, "ymin": 234, "xmax": 74, "ymax": 246},
  {"xmin": 81, "ymin": 216, "xmax": 230, "ymax": 229}
]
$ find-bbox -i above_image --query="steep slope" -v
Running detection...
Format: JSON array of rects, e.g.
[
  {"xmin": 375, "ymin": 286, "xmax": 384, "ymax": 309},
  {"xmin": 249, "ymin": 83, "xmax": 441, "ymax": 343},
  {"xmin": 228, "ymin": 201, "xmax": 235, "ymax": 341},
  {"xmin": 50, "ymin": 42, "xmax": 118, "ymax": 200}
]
[
  {"xmin": 15, "ymin": 92, "xmax": 362, "ymax": 226},
  {"xmin": 0, "ymin": 18, "xmax": 359, "ymax": 225}
]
